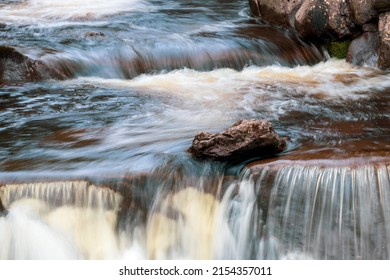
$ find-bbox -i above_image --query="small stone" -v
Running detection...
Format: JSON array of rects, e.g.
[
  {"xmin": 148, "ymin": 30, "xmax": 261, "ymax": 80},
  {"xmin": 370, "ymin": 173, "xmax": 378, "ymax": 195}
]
[{"xmin": 85, "ymin": 32, "xmax": 105, "ymax": 38}]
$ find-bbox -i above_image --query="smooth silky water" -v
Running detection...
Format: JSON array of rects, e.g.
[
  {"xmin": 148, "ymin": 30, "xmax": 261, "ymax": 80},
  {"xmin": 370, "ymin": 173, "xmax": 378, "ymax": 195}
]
[{"xmin": 0, "ymin": 0, "xmax": 389, "ymax": 259}]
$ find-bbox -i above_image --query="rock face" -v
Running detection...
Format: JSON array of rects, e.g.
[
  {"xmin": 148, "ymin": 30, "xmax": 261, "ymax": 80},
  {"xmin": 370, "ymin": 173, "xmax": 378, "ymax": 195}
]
[
  {"xmin": 188, "ymin": 119, "xmax": 287, "ymax": 161},
  {"xmin": 294, "ymin": 0, "xmax": 329, "ymax": 39},
  {"xmin": 326, "ymin": 0, "xmax": 356, "ymax": 38},
  {"xmin": 378, "ymin": 12, "xmax": 390, "ymax": 69},
  {"xmin": 249, "ymin": 0, "xmax": 390, "ymax": 69},
  {"xmin": 0, "ymin": 46, "xmax": 43, "ymax": 82},
  {"xmin": 349, "ymin": 0, "xmax": 378, "ymax": 25},
  {"xmin": 251, "ymin": 0, "xmax": 356, "ymax": 39},
  {"xmin": 295, "ymin": 0, "xmax": 355, "ymax": 40}
]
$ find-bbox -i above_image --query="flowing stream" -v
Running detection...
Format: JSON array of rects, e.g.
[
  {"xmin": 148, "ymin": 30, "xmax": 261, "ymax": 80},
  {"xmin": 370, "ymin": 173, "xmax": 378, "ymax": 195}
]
[{"xmin": 0, "ymin": 0, "xmax": 389, "ymax": 259}]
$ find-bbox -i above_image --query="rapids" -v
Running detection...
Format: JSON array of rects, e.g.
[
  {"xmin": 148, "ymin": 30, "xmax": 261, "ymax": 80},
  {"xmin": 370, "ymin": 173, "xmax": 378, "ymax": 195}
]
[{"xmin": 0, "ymin": 0, "xmax": 389, "ymax": 259}]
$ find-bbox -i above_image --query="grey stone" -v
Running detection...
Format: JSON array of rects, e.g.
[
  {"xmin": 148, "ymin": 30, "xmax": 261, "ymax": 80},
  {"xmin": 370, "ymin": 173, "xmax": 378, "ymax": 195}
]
[{"xmin": 347, "ymin": 31, "xmax": 379, "ymax": 66}]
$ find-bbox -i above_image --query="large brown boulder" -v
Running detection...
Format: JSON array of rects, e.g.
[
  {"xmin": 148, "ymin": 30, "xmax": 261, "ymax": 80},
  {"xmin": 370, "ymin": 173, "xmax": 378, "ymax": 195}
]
[
  {"xmin": 349, "ymin": 0, "xmax": 378, "ymax": 25},
  {"xmin": 0, "ymin": 46, "xmax": 43, "ymax": 82},
  {"xmin": 249, "ymin": 0, "xmax": 304, "ymax": 28},
  {"xmin": 188, "ymin": 119, "xmax": 287, "ymax": 161},
  {"xmin": 295, "ymin": 0, "xmax": 355, "ymax": 40},
  {"xmin": 250, "ymin": 0, "xmax": 357, "ymax": 40},
  {"xmin": 326, "ymin": 0, "xmax": 356, "ymax": 38},
  {"xmin": 378, "ymin": 12, "xmax": 390, "ymax": 69},
  {"xmin": 295, "ymin": 0, "xmax": 328, "ymax": 38}
]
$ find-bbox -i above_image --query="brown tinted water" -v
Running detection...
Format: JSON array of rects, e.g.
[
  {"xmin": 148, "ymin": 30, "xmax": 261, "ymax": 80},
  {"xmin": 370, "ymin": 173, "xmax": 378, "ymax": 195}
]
[{"xmin": 0, "ymin": 0, "xmax": 389, "ymax": 259}]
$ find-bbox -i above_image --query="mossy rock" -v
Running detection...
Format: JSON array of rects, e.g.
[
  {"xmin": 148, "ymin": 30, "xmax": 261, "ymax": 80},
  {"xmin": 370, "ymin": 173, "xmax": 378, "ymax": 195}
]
[{"xmin": 328, "ymin": 40, "xmax": 350, "ymax": 59}]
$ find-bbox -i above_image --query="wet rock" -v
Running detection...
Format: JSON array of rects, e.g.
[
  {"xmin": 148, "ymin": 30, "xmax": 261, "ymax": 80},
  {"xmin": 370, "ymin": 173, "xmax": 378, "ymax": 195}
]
[
  {"xmin": 248, "ymin": 0, "xmax": 261, "ymax": 19},
  {"xmin": 251, "ymin": 0, "xmax": 357, "ymax": 39},
  {"xmin": 247, "ymin": 0, "xmax": 390, "ymax": 68},
  {"xmin": 373, "ymin": 0, "xmax": 390, "ymax": 13},
  {"xmin": 295, "ymin": 0, "xmax": 329, "ymax": 39},
  {"xmin": 326, "ymin": 0, "xmax": 356, "ymax": 38},
  {"xmin": 295, "ymin": 0, "xmax": 355, "ymax": 40},
  {"xmin": 349, "ymin": 0, "xmax": 378, "ymax": 25},
  {"xmin": 0, "ymin": 46, "xmax": 43, "ymax": 82},
  {"xmin": 249, "ymin": 0, "xmax": 304, "ymax": 28},
  {"xmin": 378, "ymin": 12, "xmax": 390, "ymax": 69},
  {"xmin": 347, "ymin": 31, "xmax": 379, "ymax": 66},
  {"xmin": 84, "ymin": 31, "xmax": 105, "ymax": 39},
  {"xmin": 188, "ymin": 119, "xmax": 286, "ymax": 161}
]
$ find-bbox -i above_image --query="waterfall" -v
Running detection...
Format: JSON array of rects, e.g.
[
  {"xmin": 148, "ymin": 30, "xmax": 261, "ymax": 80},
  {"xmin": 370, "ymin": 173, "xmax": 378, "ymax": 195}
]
[
  {"xmin": 0, "ymin": 181, "xmax": 123, "ymax": 259},
  {"xmin": 1, "ymin": 161, "xmax": 388, "ymax": 259},
  {"xmin": 246, "ymin": 161, "xmax": 390, "ymax": 259}
]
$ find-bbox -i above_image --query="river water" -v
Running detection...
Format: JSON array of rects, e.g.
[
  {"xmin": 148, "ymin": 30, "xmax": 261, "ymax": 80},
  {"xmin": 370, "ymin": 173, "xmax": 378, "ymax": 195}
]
[{"xmin": 0, "ymin": 0, "xmax": 389, "ymax": 259}]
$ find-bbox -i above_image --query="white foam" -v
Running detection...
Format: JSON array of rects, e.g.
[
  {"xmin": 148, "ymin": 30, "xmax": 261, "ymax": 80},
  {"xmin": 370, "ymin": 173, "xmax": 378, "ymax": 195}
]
[
  {"xmin": 0, "ymin": 181, "xmax": 124, "ymax": 259},
  {"xmin": 81, "ymin": 60, "xmax": 390, "ymax": 113},
  {"xmin": 0, "ymin": 201, "xmax": 80, "ymax": 259},
  {"xmin": 81, "ymin": 59, "xmax": 390, "ymax": 104},
  {"xmin": 0, "ymin": 0, "xmax": 148, "ymax": 23}
]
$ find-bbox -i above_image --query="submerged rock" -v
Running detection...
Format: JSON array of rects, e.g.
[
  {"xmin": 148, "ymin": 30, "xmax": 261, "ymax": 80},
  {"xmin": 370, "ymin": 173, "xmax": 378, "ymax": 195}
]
[
  {"xmin": 84, "ymin": 31, "xmax": 105, "ymax": 39},
  {"xmin": 188, "ymin": 119, "xmax": 286, "ymax": 162}
]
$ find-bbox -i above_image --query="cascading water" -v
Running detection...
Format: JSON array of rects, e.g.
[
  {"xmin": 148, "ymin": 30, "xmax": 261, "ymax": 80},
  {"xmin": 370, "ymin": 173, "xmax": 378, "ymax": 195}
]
[
  {"xmin": 1, "ymin": 0, "xmax": 390, "ymax": 260},
  {"xmin": 247, "ymin": 161, "xmax": 390, "ymax": 259},
  {"xmin": 2, "ymin": 161, "xmax": 389, "ymax": 259},
  {"xmin": 0, "ymin": 181, "xmax": 122, "ymax": 259}
]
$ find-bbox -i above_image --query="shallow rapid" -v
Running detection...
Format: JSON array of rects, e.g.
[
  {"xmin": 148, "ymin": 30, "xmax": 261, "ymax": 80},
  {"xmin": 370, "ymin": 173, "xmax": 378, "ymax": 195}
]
[{"xmin": 0, "ymin": 0, "xmax": 389, "ymax": 259}]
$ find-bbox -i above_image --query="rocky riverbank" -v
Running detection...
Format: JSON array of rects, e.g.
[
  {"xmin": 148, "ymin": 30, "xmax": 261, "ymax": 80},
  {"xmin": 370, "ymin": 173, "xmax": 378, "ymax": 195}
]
[{"xmin": 249, "ymin": 0, "xmax": 390, "ymax": 69}]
